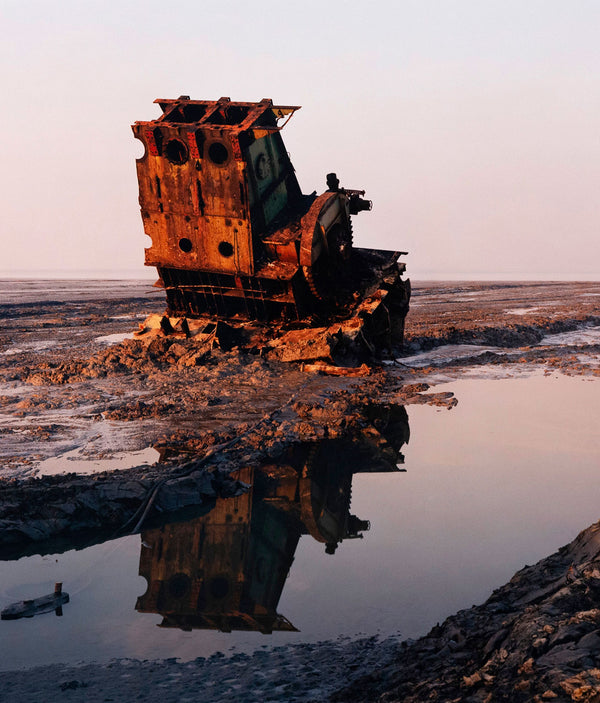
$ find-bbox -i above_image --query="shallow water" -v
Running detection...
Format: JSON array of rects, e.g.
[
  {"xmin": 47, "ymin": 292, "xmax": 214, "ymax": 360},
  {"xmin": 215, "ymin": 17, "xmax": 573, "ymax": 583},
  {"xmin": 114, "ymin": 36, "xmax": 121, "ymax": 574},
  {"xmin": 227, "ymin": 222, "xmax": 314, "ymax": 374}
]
[
  {"xmin": 35, "ymin": 447, "xmax": 159, "ymax": 477},
  {"xmin": 1, "ymin": 340, "xmax": 60, "ymax": 356},
  {"xmin": 0, "ymin": 279, "xmax": 158, "ymax": 305},
  {"xmin": 0, "ymin": 373, "xmax": 598, "ymax": 670},
  {"xmin": 94, "ymin": 332, "xmax": 136, "ymax": 345},
  {"xmin": 539, "ymin": 325, "xmax": 600, "ymax": 346},
  {"xmin": 396, "ymin": 343, "xmax": 505, "ymax": 367},
  {"xmin": 396, "ymin": 325, "xmax": 600, "ymax": 369}
]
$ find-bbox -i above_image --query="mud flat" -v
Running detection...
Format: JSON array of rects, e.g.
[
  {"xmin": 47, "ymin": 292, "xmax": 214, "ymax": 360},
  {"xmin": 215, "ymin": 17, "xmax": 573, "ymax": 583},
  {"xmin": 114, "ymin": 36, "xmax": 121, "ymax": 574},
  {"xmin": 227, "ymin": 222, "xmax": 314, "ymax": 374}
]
[
  {"xmin": 0, "ymin": 279, "xmax": 599, "ymax": 701},
  {"xmin": 400, "ymin": 280, "xmax": 600, "ymax": 379},
  {"xmin": 0, "ymin": 280, "xmax": 597, "ymax": 478}
]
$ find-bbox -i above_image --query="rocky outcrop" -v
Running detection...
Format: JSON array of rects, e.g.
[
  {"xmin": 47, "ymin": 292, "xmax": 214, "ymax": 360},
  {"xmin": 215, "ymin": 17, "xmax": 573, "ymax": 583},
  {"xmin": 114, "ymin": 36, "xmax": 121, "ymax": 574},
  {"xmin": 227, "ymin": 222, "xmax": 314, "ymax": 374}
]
[{"xmin": 332, "ymin": 522, "xmax": 600, "ymax": 702}]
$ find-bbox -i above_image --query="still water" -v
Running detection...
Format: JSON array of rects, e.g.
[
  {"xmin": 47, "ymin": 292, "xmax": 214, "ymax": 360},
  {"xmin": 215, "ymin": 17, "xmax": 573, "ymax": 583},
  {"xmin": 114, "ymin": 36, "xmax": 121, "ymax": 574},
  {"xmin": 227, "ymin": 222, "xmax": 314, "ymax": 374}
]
[{"xmin": 0, "ymin": 374, "xmax": 598, "ymax": 670}]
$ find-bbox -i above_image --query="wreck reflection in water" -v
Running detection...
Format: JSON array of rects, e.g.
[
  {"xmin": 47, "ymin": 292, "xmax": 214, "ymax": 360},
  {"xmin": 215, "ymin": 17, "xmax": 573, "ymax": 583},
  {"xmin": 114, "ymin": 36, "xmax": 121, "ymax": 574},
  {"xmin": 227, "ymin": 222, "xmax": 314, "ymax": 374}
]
[{"xmin": 136, "ymin": 404, "xmax": 409, "ymax": 634}]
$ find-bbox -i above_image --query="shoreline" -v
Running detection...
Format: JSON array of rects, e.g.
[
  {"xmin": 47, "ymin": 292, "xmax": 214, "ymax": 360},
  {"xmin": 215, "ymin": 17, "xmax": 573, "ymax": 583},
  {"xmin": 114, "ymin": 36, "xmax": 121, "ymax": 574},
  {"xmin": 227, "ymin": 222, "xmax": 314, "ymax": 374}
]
[
  {"xmin": 2, "ymin": 518, "xmax": 600, "ymax": 702},
  {"xmin": 1, "ymin": 281, "xmax": 598, "ymax": 700}
]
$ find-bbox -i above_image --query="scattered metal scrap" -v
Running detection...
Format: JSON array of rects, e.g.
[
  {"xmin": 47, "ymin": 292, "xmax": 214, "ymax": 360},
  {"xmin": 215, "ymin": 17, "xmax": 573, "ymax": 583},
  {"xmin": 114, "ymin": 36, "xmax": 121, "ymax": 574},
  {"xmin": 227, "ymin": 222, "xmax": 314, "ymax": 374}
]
[{"xmin": 132, "ymin": 97, "xmax": 410, "ymax": 362}]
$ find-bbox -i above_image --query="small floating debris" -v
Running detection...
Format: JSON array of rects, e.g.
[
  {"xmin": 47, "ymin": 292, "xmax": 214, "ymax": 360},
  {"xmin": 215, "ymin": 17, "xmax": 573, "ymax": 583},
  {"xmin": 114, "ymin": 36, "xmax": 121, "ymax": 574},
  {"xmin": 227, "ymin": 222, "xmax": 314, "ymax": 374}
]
[{"xmin": 1, "ymin": 582, "xmax": 69, "ymax": 620}]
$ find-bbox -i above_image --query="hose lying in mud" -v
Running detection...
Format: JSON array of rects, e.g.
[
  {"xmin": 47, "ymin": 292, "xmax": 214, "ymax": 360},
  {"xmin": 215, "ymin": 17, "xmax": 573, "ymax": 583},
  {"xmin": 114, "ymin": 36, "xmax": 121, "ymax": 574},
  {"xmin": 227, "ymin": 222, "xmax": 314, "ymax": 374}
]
[{"xmin": 119, "ymin": 380, "xmax": 312, "ymax": 536}]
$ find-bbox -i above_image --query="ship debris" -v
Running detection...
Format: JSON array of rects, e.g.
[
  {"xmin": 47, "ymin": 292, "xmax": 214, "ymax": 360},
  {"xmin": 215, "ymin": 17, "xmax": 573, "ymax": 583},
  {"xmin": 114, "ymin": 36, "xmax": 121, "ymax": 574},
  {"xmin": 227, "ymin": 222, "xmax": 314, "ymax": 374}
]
[
  {"xmin": 132, "ymin": 97, "xmax": 410, "ymax": 362},
  {"xmin": 1, "ymin": 583, "xmax": 69, "ymax": 620}
]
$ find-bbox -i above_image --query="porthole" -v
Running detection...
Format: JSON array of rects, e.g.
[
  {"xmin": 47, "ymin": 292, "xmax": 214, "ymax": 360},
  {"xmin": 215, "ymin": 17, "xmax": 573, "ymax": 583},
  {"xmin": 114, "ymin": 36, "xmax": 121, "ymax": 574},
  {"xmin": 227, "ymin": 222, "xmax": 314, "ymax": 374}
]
[
  {"xmin": 168, "ymin": 573, "xmax": 191, "ymax": 599},
  {"xmin": 179, "ymin": 238, "xmax": 193, "ymax": 253},
  {"xmin": 208, "ymin": 142, "xmax": 229, "ymax": 165},
  {"xmin": 165, "ymin": 139, "xmax": 188, "ymax": 165},
  {"xmin": 218, "ymin": 241, "xmax": 234, "ymax": 258},
  {"xmin": 208, "ymin": 575, "xmax": 230, "ymax": 600}
]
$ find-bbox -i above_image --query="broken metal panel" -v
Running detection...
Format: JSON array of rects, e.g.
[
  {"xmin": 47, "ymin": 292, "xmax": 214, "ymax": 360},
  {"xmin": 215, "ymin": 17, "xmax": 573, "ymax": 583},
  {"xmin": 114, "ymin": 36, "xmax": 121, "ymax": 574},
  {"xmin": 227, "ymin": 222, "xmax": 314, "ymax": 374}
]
[
  {"xmin": 151, "ymin": 97, "xmax": 301, "ymax": 133},
  {"xmin": 268, "ymin": 327, "xmax": 336, "ymax": 363},
  {"xmin": 246, "ymin": 130, "xmax": 300, "ymax": 231},
  {"xmin": 134, "ymin": 125, "xmax": 254, "ymax": 277}
]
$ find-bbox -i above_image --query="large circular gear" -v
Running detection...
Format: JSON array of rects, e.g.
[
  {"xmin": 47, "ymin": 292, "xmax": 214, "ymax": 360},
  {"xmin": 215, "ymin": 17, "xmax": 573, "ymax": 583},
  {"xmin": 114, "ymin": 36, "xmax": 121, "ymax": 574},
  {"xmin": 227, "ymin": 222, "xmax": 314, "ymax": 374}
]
[
  {"xmin": 299, "ymin": 193, "xmax": 354, "ymax": 306},
  {"xmin": 329, "ymin": 218, "xmax": 353, "ymax": 264},
  {"xmin": 303, "ymin": 222, "xmax": 353, "ymax": 302},
  {"xmin": 302, "ymin": 265, "xmax": 323, "ymax": 300}
]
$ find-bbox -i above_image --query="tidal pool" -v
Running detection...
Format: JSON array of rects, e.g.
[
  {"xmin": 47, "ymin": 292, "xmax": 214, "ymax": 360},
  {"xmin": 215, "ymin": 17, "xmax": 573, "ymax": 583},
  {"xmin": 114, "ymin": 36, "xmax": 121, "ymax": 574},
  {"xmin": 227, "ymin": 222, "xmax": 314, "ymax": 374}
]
[{"xmin": 0, "ymin": 373, "xmax": 598, "ymax": 670}]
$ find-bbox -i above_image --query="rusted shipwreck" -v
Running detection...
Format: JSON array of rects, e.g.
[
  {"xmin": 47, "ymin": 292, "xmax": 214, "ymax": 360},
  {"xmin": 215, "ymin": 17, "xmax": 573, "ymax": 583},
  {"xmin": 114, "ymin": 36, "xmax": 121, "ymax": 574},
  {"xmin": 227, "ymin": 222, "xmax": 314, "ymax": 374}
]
[{"xmin": 132, "ymin": 97, "xmax": 410, "ymax": 362}]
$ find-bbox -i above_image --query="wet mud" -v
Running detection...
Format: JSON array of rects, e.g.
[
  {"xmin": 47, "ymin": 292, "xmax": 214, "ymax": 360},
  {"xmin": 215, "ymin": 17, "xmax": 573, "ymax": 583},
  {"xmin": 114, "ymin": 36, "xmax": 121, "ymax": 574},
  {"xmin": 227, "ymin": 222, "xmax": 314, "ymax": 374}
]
[
  {"xmin": 0, "ymin": 382, "xmax": 426, "ymax": 558},
  {"xmin": 0, "ymin": 279, "xmax": 598, "ymax": 700},
  {"xmin": 401, "ymin": 281, "xmax": 600, "ymax": 377},
  {"xmin": 0, "ymin": 281, "xmax": 597, "ymax": 538}
]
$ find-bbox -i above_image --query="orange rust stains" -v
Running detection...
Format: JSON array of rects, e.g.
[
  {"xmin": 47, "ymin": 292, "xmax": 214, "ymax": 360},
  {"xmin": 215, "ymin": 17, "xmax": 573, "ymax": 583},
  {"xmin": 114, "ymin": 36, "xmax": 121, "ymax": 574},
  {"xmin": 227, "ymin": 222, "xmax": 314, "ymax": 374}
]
[{"xmin": 133, "ymin": 96, "xmax": 410, "ymax": 329}]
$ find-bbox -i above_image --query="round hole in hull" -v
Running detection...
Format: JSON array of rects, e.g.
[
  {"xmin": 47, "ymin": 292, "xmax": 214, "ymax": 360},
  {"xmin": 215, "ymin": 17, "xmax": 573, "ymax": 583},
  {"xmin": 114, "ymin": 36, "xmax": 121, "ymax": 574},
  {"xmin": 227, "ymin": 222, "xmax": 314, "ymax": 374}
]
[
  {"xmin": 165, "ymin": 139, "xmax": 188, "ymax": 164},
  {"xmin": 209, "ymin": 575, "xmax": 230, "ymax": 600},
  {"xmin": 208, "ymin": 142, "xmax": 229, "ymax": 165},
  {"xmin": 168, "ymin": 573, "xmax": 191, "ymax": 599},
  {"xmin": 218, "ymin": 241, "xmax": 234, "ymax": 258}
]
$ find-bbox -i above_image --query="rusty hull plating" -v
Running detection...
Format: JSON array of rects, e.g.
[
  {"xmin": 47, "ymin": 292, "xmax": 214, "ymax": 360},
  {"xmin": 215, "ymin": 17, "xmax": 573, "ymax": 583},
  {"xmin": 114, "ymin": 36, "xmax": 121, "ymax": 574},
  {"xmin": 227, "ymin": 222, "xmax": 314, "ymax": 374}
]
[{"xmin": 132, "ymin": 96, "xmax": 410, "ymax": 341}]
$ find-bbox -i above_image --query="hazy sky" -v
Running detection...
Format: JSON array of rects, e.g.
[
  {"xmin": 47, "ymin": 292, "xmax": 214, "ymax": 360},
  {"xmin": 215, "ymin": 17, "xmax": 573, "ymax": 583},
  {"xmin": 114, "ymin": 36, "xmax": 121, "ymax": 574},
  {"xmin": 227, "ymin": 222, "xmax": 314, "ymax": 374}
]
[{"xmin": 1, "ymin": 0, "xmax": 599, "ymax": 279}]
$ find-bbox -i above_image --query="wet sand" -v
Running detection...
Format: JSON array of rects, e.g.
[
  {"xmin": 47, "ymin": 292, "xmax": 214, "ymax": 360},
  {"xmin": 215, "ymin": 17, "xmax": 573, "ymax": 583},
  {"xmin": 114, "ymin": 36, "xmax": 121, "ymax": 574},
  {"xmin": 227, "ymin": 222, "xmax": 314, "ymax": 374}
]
[{"xmin": 1, "ymin": 280, "xmax": 597, "ymax": 478}]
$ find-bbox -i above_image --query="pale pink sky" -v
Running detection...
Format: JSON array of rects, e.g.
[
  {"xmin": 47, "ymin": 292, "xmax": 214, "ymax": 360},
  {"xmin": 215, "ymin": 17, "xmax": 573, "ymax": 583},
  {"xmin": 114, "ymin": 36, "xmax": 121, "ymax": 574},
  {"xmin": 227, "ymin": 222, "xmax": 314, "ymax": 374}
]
[{"xmin": 1, "ymin": 0, "xmax": 599, "ymax": 279}]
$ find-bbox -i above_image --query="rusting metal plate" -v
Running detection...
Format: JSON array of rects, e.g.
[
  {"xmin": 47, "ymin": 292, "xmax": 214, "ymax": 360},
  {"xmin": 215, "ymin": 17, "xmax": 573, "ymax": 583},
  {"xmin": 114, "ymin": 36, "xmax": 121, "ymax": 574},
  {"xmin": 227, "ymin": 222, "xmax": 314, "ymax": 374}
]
[{"xmin": 133, "ymin": 97, "xmax": 410, "ymax": 331}]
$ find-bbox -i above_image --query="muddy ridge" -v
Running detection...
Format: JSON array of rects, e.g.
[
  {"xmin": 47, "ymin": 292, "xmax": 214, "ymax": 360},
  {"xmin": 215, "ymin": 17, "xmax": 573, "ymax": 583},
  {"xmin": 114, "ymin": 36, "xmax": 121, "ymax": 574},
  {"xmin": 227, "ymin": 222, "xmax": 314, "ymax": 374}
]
[
  {"xmin": 0, "ymin": 373, "xmax": 453, "ymax": 557},
  {"xmin": 332, "ymin": 521, "xmax": 600, "ymax": 703},
  {"xmin": 0, "ymin": 279, "xmax": 599, "ymax": 700}
]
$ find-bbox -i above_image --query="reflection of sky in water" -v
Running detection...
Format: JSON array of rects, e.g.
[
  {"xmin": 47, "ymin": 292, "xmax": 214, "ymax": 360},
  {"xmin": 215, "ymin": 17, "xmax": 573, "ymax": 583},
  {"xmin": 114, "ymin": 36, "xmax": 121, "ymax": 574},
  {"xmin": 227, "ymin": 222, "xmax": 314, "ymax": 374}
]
[
  {"xmin": 397, "ymin": 344, "xmax": 506, "ymax": 367},
  {"xmin": 1, "ymin": 340, "xmax": 59, "ymax": 356},
  {"xmin": 36, "ymin": 447, "xmax": 159, "ymax": 477},
  {"xmin": 398, "ymin": 326, "xmax": 600, "ymax": 368},
  {"xmin": 0, "ymin": 374, "xmax": 598, "ymax": 670},
  {"xmin": 339, "ymin": 374, "xmax": 600, "ymax": 642}
]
